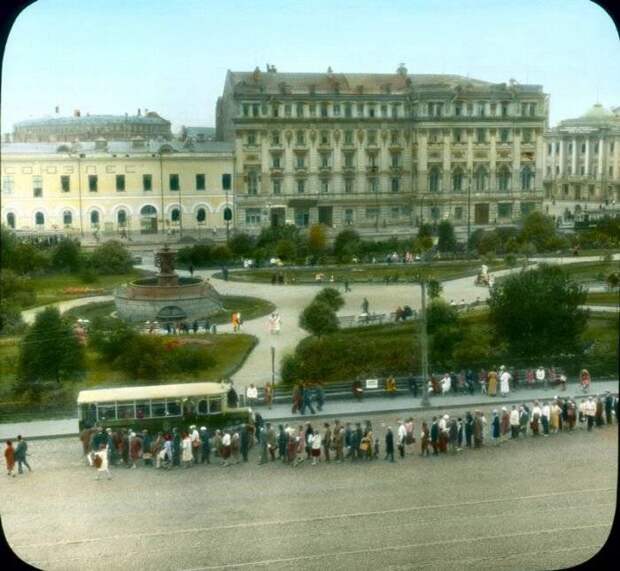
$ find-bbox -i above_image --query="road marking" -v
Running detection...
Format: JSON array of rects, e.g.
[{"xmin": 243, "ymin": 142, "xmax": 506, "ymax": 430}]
[
  {"xmin": 13, "ymin": 487, "xmax": 614, "ymax": 550},
  {"xmin": 181, "ymin": 525, "xmax": 610, "ymax": 569}
]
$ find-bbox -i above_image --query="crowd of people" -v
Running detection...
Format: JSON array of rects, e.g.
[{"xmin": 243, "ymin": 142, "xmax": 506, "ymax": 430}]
[{"xmin": 70, "ymin": 391, "xmax": 618, "ymax": 480}]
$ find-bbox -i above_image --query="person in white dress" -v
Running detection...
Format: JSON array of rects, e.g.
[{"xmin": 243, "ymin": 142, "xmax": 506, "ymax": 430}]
[
  {"xmin": 499, "ymin": 366, "xmax": 511, "ymax": 397},
  {"xmin": 181, "ymin": 433, "xmax": 193, "ymax": 467},
  {"xmin": 441, "ymin": 373, "xmax": 451, "ymax": 395}
]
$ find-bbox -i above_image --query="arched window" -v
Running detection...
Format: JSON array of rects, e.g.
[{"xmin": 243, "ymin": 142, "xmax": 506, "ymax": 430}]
[
  {"xmin": 35, "ymin": 212, "xmax": 45, "ymax": 226},
  {"xmin": 196, "ymin": 208, "xmax": 206, "ymax": 223},
  {"xmin": 498, "ymin": 167, "xmax": 511, "ymax": 192},
  {"xmin": 140, "ymin": 205, "xmax": 158, "ymax": 234},
  {"xmin": 171, "ymin": 208, "xmax": 181, "ymax": 223},
  {"xmin": 140, "ymin": 205, "xmax": 157, "ymax": 217},
  {"xmin": 63, "ymin": 210, "xmax": 73, "ymax": 226},
  {"xmin": 90, "ymin": 210, "xmax": 100, "ymax": 225},
  {"xmin": 452, "ymin": 169, "xmax": 464, "ymax": 192},
  {"xmin": 223, "ymin": 207, "xmax": 232, "ymax": 222},
  {"xmin": 429, "ymin": 167, "xmax": 441, "ymax": 193},
  {"xmin": 521, "ymin": 166, "xmax": 534, "ymax": 191},
  {"xmin": 474, "ymin": 167, "xmax": 487, "ymax": 192},
  {"xmin": 6, "ymin": 212, "xmax": 15, "ymax": 229},
  {"xmin": 117, "ymin": 210, "xmax": 127, "ymax": 226}
]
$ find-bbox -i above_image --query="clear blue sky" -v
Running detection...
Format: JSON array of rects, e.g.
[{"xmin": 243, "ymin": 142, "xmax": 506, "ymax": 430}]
[{"xmin": 1, "ymin": 0, "xmax": 618, "ymax": 134}]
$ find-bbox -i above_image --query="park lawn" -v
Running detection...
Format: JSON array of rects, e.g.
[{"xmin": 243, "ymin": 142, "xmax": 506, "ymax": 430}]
[
  {"xmin": 23, "ymin": 270, "xmax": 148, "ymax": 308},
  {"xmin": 224, "ymin": 260, "xmax": 507, "ymax": 285},
  {"xmin": 560, "ymin": 261, "xmax": 617, "ymax": 282},
  {"xmin": 585, "ymin": 291, "xmax": 619, "ymax": 306}
]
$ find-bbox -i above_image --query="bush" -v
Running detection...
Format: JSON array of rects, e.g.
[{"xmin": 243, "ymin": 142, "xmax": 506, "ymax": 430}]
[
  {"xmin": 114, "ymin": 335, "xmax": 166, "ymax": 379},
  {"xmin": 79, "ymin": 268, "xmax": 99, "ymax": 284},
  {"xmin": 275, "ymin": 239, "xmax": 297, "ymax": 261},
  {"xmin": 426, "ymin": 299, "xmax": 458, "ymax": 334},
  {"xmin": 89, "ymin": 240, "xmax": 132, "ymax": 274},
  {"xmin": 299, "ymin": 301, "xmax": 339, "ymax": 337},
  {"xmin": 229, "ymin": 233, "xmax": 255, "ymax": 257},
  {"xmin": 52, "ymin": 239, "xmax": 82, "ymax": 273},
  {"xmin": 333, "ymin": 229, "xmax": 361, "ymax": 260},
  {"xmin": 427, "ymin": 279, "xmax": 443, "ymax": 300},
  {"xmin": 89, "ymin": 316, "xmax": 137, "ymax": 362},
  {"xmin": 313, "ymin": 287, "xmax": 345, "ymax": 311},
  {"xmin": 437, "ymin": 220, "xmax": 457, "ymax": 253},
  {"xmin": 166, "ymin": 344, "xmax": 216, "ymax": 375}
]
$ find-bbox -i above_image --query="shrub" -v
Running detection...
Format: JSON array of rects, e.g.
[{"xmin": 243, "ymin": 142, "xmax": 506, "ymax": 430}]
[
  {"xmin": 333, "ymin": 229, "xmax": 361, "ymax": 260},
  {"xmin": 299, "ymin": 301, "xmax": 339, "ymax": 337},
  {"xmin": 437, "ymin": 220, "xmax": 457, "ymax": 253},
  {"xmin": 166, "ymin": 344, "xmax": 216, "ymax": 375},
  {"xmin": 426, "ymin": 299, "xmax": 458, "ymax": 334},
  {"xmin": 427, "ymin": 279, "xmax": 443, "ymax": 300},
  {"xmin": 52, "ymin": 238, "xmax": 82, "ymax": 273},
  {"xmin": 89, "ymin": 240, "xmax": 132, "ymax": 274},
  {"xmin": 275, "ymin": 239, "xmax": 297, "ymax": 261},
  {"xmin": 313, "ymin": 287, "xmax": 345, "ymax": 311},
  {"xmin": 229, "ymin": 233, "xmax": 255, "ymax": 257}
]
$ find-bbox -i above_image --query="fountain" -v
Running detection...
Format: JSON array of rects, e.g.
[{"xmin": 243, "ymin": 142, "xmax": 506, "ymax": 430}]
[{"xmin": 114, "ymin": 245, "xmax": 223, "ymax": 323}]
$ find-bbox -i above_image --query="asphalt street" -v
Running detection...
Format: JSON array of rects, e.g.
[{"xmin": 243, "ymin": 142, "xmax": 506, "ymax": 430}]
[{"xmin": 1, "ymin": 405, "xmax": 616, "ymax": 571}]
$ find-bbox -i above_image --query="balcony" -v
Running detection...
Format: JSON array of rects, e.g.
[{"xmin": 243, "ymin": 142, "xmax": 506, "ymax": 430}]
[
  {"xmin": 319, "ymin": 164, "xmax": 332, "ymax": 174},
  {"xmin": 366, "ymin": 165, "xmax": 379, "ymax": 175}
]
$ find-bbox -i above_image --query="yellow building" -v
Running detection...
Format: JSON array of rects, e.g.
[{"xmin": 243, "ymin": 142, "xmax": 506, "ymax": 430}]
[{"xmin": 1, "ymin": 139, "xmax": 234, "ymax": 239}]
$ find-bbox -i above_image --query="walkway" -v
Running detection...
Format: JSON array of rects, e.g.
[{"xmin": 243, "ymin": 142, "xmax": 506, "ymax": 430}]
[{"xmin": 21, "ymin": 295, "xmax": 114, "ymax": 325}]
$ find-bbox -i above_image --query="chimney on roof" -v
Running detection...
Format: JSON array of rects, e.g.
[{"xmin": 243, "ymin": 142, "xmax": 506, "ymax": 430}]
[
  {"xmin": 397, "ymin": 63, "xmax": 408, "ymax": 76},
  {"xmin": 74, "ymin": 109, "xmax": 81, "ymax": 117}
]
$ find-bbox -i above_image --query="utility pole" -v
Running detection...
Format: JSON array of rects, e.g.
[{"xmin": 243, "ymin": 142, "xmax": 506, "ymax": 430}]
[
  {"xmin": 466, "ymin": 171, "xmax": 472, "ymax": 257},
  {"xmin": 419, "ymin": 279, "xmax": 430, "ymax": 407}
]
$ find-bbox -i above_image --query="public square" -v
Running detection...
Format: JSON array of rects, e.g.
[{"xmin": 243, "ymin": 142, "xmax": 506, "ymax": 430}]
[{"xmin": 1, "ymin": 405, "xmax": 617, "ymax": 571}]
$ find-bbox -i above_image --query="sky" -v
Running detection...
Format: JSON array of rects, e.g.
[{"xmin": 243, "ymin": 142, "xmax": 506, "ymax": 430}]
[{"xmin": 1, "ymin": 0, "xmax": 619, "ymax": 134}]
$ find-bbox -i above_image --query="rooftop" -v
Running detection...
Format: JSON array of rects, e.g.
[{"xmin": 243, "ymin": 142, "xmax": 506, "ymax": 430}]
[
  {"xmin": 77, "ymin": 381, "xmax": 229, "ymax": 404},
  {"xmin": 14, "ymin": 112, "xmax": 171, "ymax": 128},
  {"xmin": 556, "ymin": 103, "xmax": 620, "ymax": 129}
]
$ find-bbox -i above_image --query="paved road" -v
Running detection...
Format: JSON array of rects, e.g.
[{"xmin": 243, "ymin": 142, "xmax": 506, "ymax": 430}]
[{"xmin": 1, "ymin": 407, "xmax": 616, "ymax": 571}]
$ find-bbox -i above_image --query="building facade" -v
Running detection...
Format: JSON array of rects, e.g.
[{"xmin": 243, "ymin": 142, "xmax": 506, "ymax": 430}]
[
  {"xmin": 12, "ymin": 110, "xmax": 172, "ymax": 143},
  {"xmin": 1, "ymin": 139, "xmax": 233, "ymax": 239},
  {"xmin": 543, "ymin": 104, "xmax": 620, "ymax": 222},
  {"xmin": 217, "ymin": 66, "xmax": 548, "ymax": 237}
]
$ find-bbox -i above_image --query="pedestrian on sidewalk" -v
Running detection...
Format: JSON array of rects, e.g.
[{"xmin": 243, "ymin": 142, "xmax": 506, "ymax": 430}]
[
  {"xmin": 334, "ymin": 421, "xmax": 344, "ymax": 463},
  {"xmin": 464, "ymin": 412, "xmax": 474, "ymax": 448},
  {"xmin": 264, "ymin": 382, "xmax": 273, "ymax": 410},
  {"xmin": 448, "ymin": 418, "xmax": 459, "ymax": 453},
  {"xmin": 221, "ymin": 431, "xmax": 232, "ymax": 467},
  {"xmin": 519, "ymin": 405, "xmax": 529, "ymax": 437},
  {"xmin": 430, "ymin": 417, "xmax": 440, "ymax": 455},
  {"xmin": 509, "ymin": 406, "xmax": 520, "ymax": 439},
  {"xmin": 550, "ymin": 401, "xmax": 561, "ymax": 434},
  {"xmin": 397, "ymin": 420, "xmax": 407, "ymax": 458},
  {"xmin": 4, "ymin": 440, "xmax": 16, "ymax": 477},
  {"xmin": 181, "ymin": 432, "xmax": 193, "ymax": 468},
  {"xmin": 385, "ymin": 427, "xmax": 395, "ymax": 462},
  {"xmin": 14, "ymin": 436, "xmax": 32, "ymax": 474},
  {"xmin": 491, "ymin": 410, "xmax": 501, "ymax": 445},
  {"xmin": 322, "ymin": 423, "xmax": 332, "ymax": 462},
  {"xmin": 541, "ymin": 401, "xmax": 551, "ymax": 436},
  {"xmin": 246, "ymin": 384, "xmax": 258, "ymax": 408},
  {"xmin": 311, "ymin": 431, "xmax": 322, "ymax": 465},
  {"xmin": 500, "ymin": 407, "xmax": 510, "ymax": 442},
  {"xmin": 420, "ymin": 421, "xmax": 430, "ymax": 457},
  {"xmin": 499, "ymin": 366, "xmax": 511, "ymax": 397},
  {"xmin": 584, "ymin": 397, "xmax": 596, "ymax": 431},
  {"xmin": 604, "ymin": 392, "xmax": 614, "ymax": 425},
  {"xmin": 94, "ymin": 444, "xmax": 112, "ymax": 480},
  {"xmin": 473, "ymin": 411, "xmax": 484, "ymax": 448},
  {"xmin": 487, "ymin": 368, "xmax": 498, "ymax": 397},
  {"xmin": 595, "ymin": 395, "xmax": 604, "ymax": 427},
  {"xmin": 200, "ymin": 427, "xmax": 211, "ymax": 464},
  {"xmin": 531, "ymin": 401, "xmax": 542, "ymax": 436}
]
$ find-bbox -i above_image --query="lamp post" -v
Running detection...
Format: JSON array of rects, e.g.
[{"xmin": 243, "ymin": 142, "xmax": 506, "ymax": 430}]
[
  {"xmin": 419, "ymin": 279, "xmax": 430, "ymax": 407},
  {"xmin": 271, "ymin": 345, "xmax": 276, "ymax": 385},
  {"xmin": 466, "ymin": 170, "xmax": 472, "ymax": 257}
]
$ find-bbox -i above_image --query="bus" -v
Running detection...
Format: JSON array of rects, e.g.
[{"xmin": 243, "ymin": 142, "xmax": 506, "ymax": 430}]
[{"xmin": 77, "ymin": 381, "xmax": 253, "ymax": 433}]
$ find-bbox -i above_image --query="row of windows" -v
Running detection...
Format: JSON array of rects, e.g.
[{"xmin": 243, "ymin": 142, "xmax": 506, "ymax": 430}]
[
  {"xmin": 547, "ymin": 141, "xmax": 613, "ymax": 155},
  {"xmin": 4, "ymin": 173, "xmax": 232, "ymax": 197},
  {"xmin": 545, "ymin": 165, "xmax": 613, "ymax": 177},
  {"xmin": 250, "ymin": 128, "xmax": 531, "ymax": 147},
  {"xmin": 241, "ymin": 100, "xmax": 538, "ymax": 120}
]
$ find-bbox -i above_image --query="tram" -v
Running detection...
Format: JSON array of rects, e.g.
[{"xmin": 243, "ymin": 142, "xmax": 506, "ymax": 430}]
[{"xmin": 77, "ymin": 381, "xmax": 253, "ymax": 432}]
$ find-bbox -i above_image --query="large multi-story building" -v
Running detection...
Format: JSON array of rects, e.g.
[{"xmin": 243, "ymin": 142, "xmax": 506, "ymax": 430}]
[
  {"xmin": 1, "ymin": 138, "xmax": 233, "ymax": 239},
  {"xmin": 12, "ymin": 110, "xmax": 172, "ymax": 143},
  {"xmin": 216, "ymin": 66, "xmax": 548, "ymax": 237},
  {"xmin": 543, "ymin": 103, "xmax": 620, "ymax": 222}
]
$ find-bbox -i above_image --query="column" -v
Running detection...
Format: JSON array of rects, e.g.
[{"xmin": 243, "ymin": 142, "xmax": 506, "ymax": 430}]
[
  {"xmin": 584, "ymin": 138, "xmax": 590, "ymax": 176},
  {"xmin": 512, "ymin": 130, "xmax": 521, "ymax": 191},
  {"xmin": 442, "ymin": 130, "xmax": 451, "ymax": 191},
  {"xmin": 489, "ymin": 130, "xmax": 497, "ymax": 191},
  {"xmin": 558, "ymin": 139, "xmax": 565, "ymax": 176},
  {"xmin": 535, "ymin": 130, "xmax": 544, "ymax": 193},
  {"xmin": 597, "ymin": 136, "xmax": 604, "ymax": 180},
  {"xmin": 417, "ymin": 131, "xmax": 428, "ymax": 192},
  {"xmin": 466, "ymin": 129, "xmax": 473, "ymax": 171},
  {"xmin": 571, "ymin": 137, "xmax": 577, "ymax": 176}
]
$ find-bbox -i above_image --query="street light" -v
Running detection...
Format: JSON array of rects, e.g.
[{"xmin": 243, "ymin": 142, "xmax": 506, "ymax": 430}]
[
  {"xmin": 419, "ymin": 279, "xmax": 431, "ymax": 407},
  {"xmin": 466, "ymin": 170, "xmax": 472, "ymax": 257}
]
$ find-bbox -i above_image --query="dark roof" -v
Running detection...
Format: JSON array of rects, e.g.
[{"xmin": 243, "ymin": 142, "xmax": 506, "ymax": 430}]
[
  {"xmin": 14, "ymin": 113, "xmax": 171, "ymax": 128},
  {"xmin": 182, "ymin": 127, "xmax": 216, "ymax": 138}
]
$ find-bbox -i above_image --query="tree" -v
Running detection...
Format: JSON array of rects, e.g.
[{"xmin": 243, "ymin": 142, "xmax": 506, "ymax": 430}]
[
  {"xmin": 437, "ymin": 220, "xmax": 457, "ymax": 253},
  {"xmin": 427, "ymin": 279, "xmax": 443, "ymax": 299},
  {"xmin": 417, "ymin": 223, "xmax": 433, "ymax": 239},
  {"xmin": 426, "ymin": 300, "xmax": 461, "ymax": 369},
  {"xmin": 314, "ymin": 287, "xmax": 345, "ymax": 311},
  {"xmin": 275, "ymin": 239, "xmax": 297, "ymax": 261},
  {"xmin": 518, "ymin": 212, "xmax": 558, "ymax": 252},
  {"xmin": 333, "ymin": 229, "xmax": 361, "ymax": 260},
  {"xmin": 89, "ymin": 240, "xmax": 132, "ymax": 274},
  {"xmin": 0, "ymin": 269, "xmax": 36, "ymax": 333},
  {"xmin": 89, "ymin": 316, "xmax": 137, "ymax": 362},
  {"xmin": 308, "ymin": 224, "xmax": 328, "ymax": 256},
  {"xmin": 18, "ymin": 307, "xmax": 85, "ymax": 384},
  {"xmin": 114, "ymin": 335, "xmax": 166, "ymax": 379},
  {"xmin": 52, "ymin": 238, "xmax": 82, "ymax": 273},
  {"xmin": 211, "ymin": 245, "xmax": 233, "ymax": 265},
  {"xmin": 488, "ymin": 264, "xmax": 588, "ymax": 360},
  {"xmin": 299, "ymin": 301, "xmax": 339, "ymax": 338},
  {"xmin": 228, "ymin": 233, "xmax": 255, "ymax": 258},
  {"xmin": 426, "ymin": 299, "xmax": 458, "ymax": 334}
]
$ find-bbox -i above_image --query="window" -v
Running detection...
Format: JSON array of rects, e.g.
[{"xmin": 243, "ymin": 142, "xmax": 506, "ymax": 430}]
[
  {"xmin": 295, "ymin": 131, "xmax": 305, "ymax": 145},
  {"xmin": 320, "ymin": 180, "xmax": 329, "ymax": 193},
  {"xmin": 594, "ymin": 143, "xmax": 599, "ymax": 153},
  {"xmin": 490, "ymin": 103, "xmax": 497, "ymax": 116},
  {"xmin": 4, "ymin": 212, "xmax": 14, "ymax": 228},
  {"xmin": 272, "ymin": 155, "xmax": 281, "ymax": 169},
  {"xmin": 501, "ymin": 102, "xmax": 509, "ymax": 117},
  {"xmin": 242, "ymin": 104, "xmax": 250, "ymax": 117},
  {"xmin": 476, "ymin": 129, "xmax": 485, "ymax": 144},
  {"xmin": 245, "ymin": 208, "xmax": 261, "ymax": 225},
  {"xmin": 520, "ymin": 202, "xmax": 535, "ymax": 216},
  {"xmin": 391, "ymin": 206, "xmax": 400, "ymax": 219},
  {"xmin": 294, "ymin": 208, "xmax": 309, "ymax": 227},
  {"xmin": 568, "ymin": 143, "xmax": 572, "ymax": 153},
  {"xmin": 474, "ymin": 168, "xmax": 487, "ymax": 191},
  {"xmin": 61, "ymin": 175, "xmax": 70, "ymax": 192},
  {"xmin": 581, "ymin": 143, "xmax": 586, "ymax": 154},
  {"xmin": 90, "ymin": 210, "xmax": 100, "ymax": 225},
  {"xmin": 548, "ymin": 143, "xmax": 553, "ymax": 155},
  {"xmin": 169, "ymin": 174, "xmax": 179, "ymax": 191},
  {"xmin": 521, "ymin": 166, "xmax": 534, "ymax": 191},
  {"xmin": 367, "ymin": 130, "xmax": 377, "ymax": 145},
  {"xmin": 222, "ymin": 173, "xmax": 232, "ymax": 190},
  {"xmin": 320, "ymin": 131, "xmax": 329, "ymax": 145},
  {"xmin": 391, "ymin": 177, "xmax": 400, "ymax": 192},
  {"xmin": 453, "ymin": 129, "xmax": 463, "ymax": 143},
  {"xmin": 368, "ymin": 105, "xmax": 376, "ymax": 118},
  {"xmin": 272, "ymin": 104, "xmax": 279, "ymax": 117},
  {"xmin": 117, "ymin": 210, "xmax": 127, "ymax": 226},
  {"xmin": 563, "ymin": 184, "xmax": 569, "ymax": 195},
  {"xmin": 430, "ymin": 206, "xmax": 440, "ymax": 221},
  {"xmin": 344, "ymin": 153, "xmax": 354, "ymax": 168},
  {"xmin": 580, "ymin": 166, "xmax": 585, "ymax": 175},
  {"xmin": 247, "ymin": 131, "xmax": 256, "ymax": 145},
  {"xmin": 63, "ymin": 211, "xmax": 72, "ymax": 226},
  {"xmin": 498, "ymin": 203, "xmax": 513, "ymax": 218},
  {"xmin": 320, "ymin": 153, "xmax": 330, "ymax": 168},
  {"xmin": 196, "ymin": 174, "xmax": 206, "ymax": 191},
  {"xmin": 522, "ymin": 130, "xmax": 532, "ymax": 144},
  {"xmin": 356, "ymin": 103, "xmax": 364, "ymax": 117},
  {"xmin": 381, "ymin": 104, "xmax": 387, "ymax": 117},
  {"xmin": 116, "ymin": 174, "xmax": 125, "ymax": 192},
  {"xmin": 478, "ymin": 102, "xmax": 486, "ymax": 117},
  {"xmin": 296, "ymin": 103, "xmax": 304, "ymax": 117},
  {"xmin": 344, "ymin": 103, "xmax": 352, "ymax": 118},
  {"xmin": 252, "ymin": 104, "xmax": 259, "ymax": 117},
  {"xmin": 208, "ymin": 398, "xmax": 223, "ymax": 414},
  {"xmin": 454, "ymin": 207, "xmax": 463, "ymax": 220},
  {"xmin": 1, "ymin": 176, "xmax": 14, "ymax": 195},
  {"xmin": 391, "ymin": 153, "xmax": 400, "ymax": 168},
  {"xmin": 33, "ymin": 176, "xmax": 43, "ymax": 197},
  {"xmin": 369, "ymin": 178, "xmax": 378, "ymax": 193},
  {"xmin": 284, "ymin": 104, "xmax": 291, "ymax": 117},
  {"xmin": 344, "ymin": 179, "xmax": 354, "ymax": 194},
  {"xmin": 296, "ymin": 179, "xmax": 305, "ymax": 194},
  {"xmin": 143, "ymin": 174, "xmax": 152, "ymax": 191},
  {"xmin": 247, "ymin": 172, "xmax": 258, "ymax": 195},
  {"xmin": 498, "ymin": 167, "xmax": 511, "ymax": 192},
  {"xmin": 89, "ymin": 174, "xmax": 98, "ymax": 192},
  {"xmin": 321, "ymin": 103, "xmax": 328, "ymax": 118},
  {"xmin": 333, "ymin": 104, "xmax": 341, "ymax": 116},
  {"xmin": 344, "ymin": 130, "xmax": 354, "ymax": 145},
  {"xmin": 391, "ymin": 131, "xmax": 399, "ymax": 145},
  {"xmin": 296, "ymin": 155, "xmax": 305, "ymax": 169},
  {"xmin": 309, "ymin": 104, "xmax": 316, "ymax": 116},
  {"xmin": 344, "ymin": 208, "xmax": 354, "ymax": 225},
  {"xmin": 35, "ymin": 212, "xmax": 45, "ymax": 226},
  {"xmin": 429, "ymin": 168, "xmax": 441, "ymax": 192},
  {"xmin": 196, "ymin": 208, "xmax": 206, "ymax": 223},
  {"xmin": 171, "ymin": 208, "xmax": 181, "ymax": 223},
  {"xmin": 366, "ymin": 207, "xmax": 379, "ymax": 220},
  {"xmin": 466, "ymin": 103, "xmax": 473, "ymax": 116},
  {"xmin": 610, "ymin": 142, "xmax": 614, "ymax": 152},
  {"xmin": 452, "ymin": 169, "xmax": 463, "ymax": 192},
  {"xmin": 391, "ymin": 104, "xmax": 400, "ymax": 118},
  {"xmin": 529, "ymin": 103, "xmax": 536, "ymax": 116},
  {"xmin": 521, "ymin": 103, "xmax": 528, "ymax": 116},
  {"xmin": 272, "ymin": 180, "xmax": 281, "ymax": 195},
  {"xmin": 271, "ymin": 131, "xmax": 280, "ymax": 146}
]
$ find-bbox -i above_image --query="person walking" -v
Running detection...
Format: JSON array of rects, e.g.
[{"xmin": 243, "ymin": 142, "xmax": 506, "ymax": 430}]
[
  {"xmin": 531, "ymin": 401, "xmax": 542, "ymax": 436},
  {"xmin": 604, "ymin": 392, "xmax": 614, "ymax": 426},
  {"xmin": 541, "ymin": 401, "xmax": 551, "ymax": 436},
  {"xmin": 221, "ymin": 431, "xmax": 232, "ymax": 466},
  {"xmin": 231, "ymin": 431, "xmax": 241, "ymax": 464},
  {"xmin": 322, "ymin": 423, "xmax": 332, "ymax": 463},
  {"xmin": 181, "ymin": 432, "xmax": 193, "ymax": 468},
  {"xmin": 266, "ymin": 423, "xmax": 277, "ymax": 461},
  {"xmin": 500, "ymin": 407, "xmax": 510, "ymax": 442},
  {"xmin": 361, "ymin": 297, "xmax": 369, "ymax": 314},
  {"xmin": 246, "ymin": 384, "xmax": 258, "ymax": 408},
  {"xmin": 464, "ymin": 412, "xmax": 474, "ymax": 448},
  {"xmin": 473, "ymin": 412, "xmax": 483, "ymax": 448},
  {"xmin": 129, "ymin": 431, "xmax": 142, "ymax": 469},
  {"xmin": 584, "ymin": 397, "xmax": 596, "ymax": 431},
  {"xmin": 491, "ymin": 410, "xmax": 501, "ymax": 446},
  {"xmin": 499, "ymin": 366, "xmax": 511, "ymax": 397},
  {"xmin": 264, "ymin": 383, "xmax": 273, "ymax": 410},
  {"xmin": 334, "ymin": 422, "xmax": 345, "ymax": 463},
  {"xmin": 4, "ymin": 440, "xmax": 16, "ymax": 477},
  {"xmin": 420, "ymin": 421, "xmax": 430, "ymax": 457},
  {"xmin": 550, "ymin": 401, "xmax": 561, "ymax": 434},
  {"xmin": 448, "ymin": 418, "xmax": 459, "ymax": 454},
  {"xmin": 190, "ymin": 425, "xmax": 201, "ymax": 464},
  {"xmin": 385, "ymin": 427, "xmax": 395, "ymax": 462},
  {"xmin": 509, "ymin": 406, "xmax": 520, "ymax": 439},
  {"xmin": 142, "ymin": 430, "xmax": 153, "ymax": 467},
  {"xmin": 311, "ymin": 431, "xmax": 322, "ymax": 465},
  {"xmin": 94, "ymin": 443, "xmax": 112, "ymax": 480},
  {"xmin": 519, "ymin": 405, "xmax": 529, "ymax": 437},
  {"xmin": 14, "ymin": 436, "xmax": 32, "ymax": 474},
  {"xmin": 397, "ymin": 421, "xmax": 407, "ymax": 459},
  {"xmin": 487, "ymin": 368, "xmax": 498, "ymax": 397},
  {"xmin": 430, "ymin": 417, "xmax": 440, "ymax": 455},
  {"xmin": 200, "ymin": 427, "xmax": 211, "ymax": 464},
  {"xmin": 595, "ymin": 396, "xmax": 604, "ymax": 428}
]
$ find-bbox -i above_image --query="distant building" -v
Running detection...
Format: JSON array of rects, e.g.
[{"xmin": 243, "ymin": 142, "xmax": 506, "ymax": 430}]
[
  {"xmin": 1, "ymin": 139, "xmax": 233, "ymax": 238},
  {"xmin": 13, "ymin": 110, "xmax": 172, "ymax": 143},
  {"xmin": 216, "ymin": 66, "xmax": 548, "ymax": 238},
  {"xmin": 179, "ymin": 126, "xmax": 217, "ymax": 143},
  {"xmin": 543, "ymin": 103, "xmax": 620, "ymax": 222}
]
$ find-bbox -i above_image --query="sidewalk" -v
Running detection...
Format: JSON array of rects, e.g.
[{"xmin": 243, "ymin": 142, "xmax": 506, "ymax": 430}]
[{"xmin": 3, "ymin": 380, "xmax": 616, "ymax": 441}]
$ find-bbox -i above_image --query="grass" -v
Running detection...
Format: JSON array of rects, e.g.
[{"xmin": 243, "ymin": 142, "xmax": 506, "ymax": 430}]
[
  {"xmin": 222, "ymin": 260, "xmax": 508, "ymax": 285},
  {"xmin": 23, "ymin": 270, "xmax": 149, "ymax": 308},
  {"xmin": 558, "ymin": 261, "xmax": 617, "ymax": 282},
  {"xmin": 585, "ymin": 291, "xmax": 619, "ymax": 306},
  {"xmin": 0, "ymin": 333, "xmax": 257, "ymax": 423}
]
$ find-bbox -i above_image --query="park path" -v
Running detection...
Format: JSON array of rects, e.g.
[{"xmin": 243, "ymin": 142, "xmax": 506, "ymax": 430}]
[{"xmin": 21, "ymin": 295, "xmax": 114, "ymax": 325}]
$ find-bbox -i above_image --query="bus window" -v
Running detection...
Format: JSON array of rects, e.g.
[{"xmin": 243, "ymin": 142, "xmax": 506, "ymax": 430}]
[
  {"xmin": 97, "ymin": 404, "xmax": 116, "ymax": 422},
  {"xmin": 151, "ymin": 401, "xmax": 166, "ymax": 417},
  {"xmin": 209, "ymin": 398, "xmax": 222, "ymax": 414},
  {"xmin": 166, "ymin": 401, "xmax": 181, "ymax": 416},
  {"xmin": 136, "ymin": 402, "xmax": 150, "ymax": 419},
  {"xmin": 117, "ymin": 403, "xmax": 135, "ymax": 420},
  {"xmin": 197, "ymin": 399, "xmax": 209, "ymax": 415}
]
